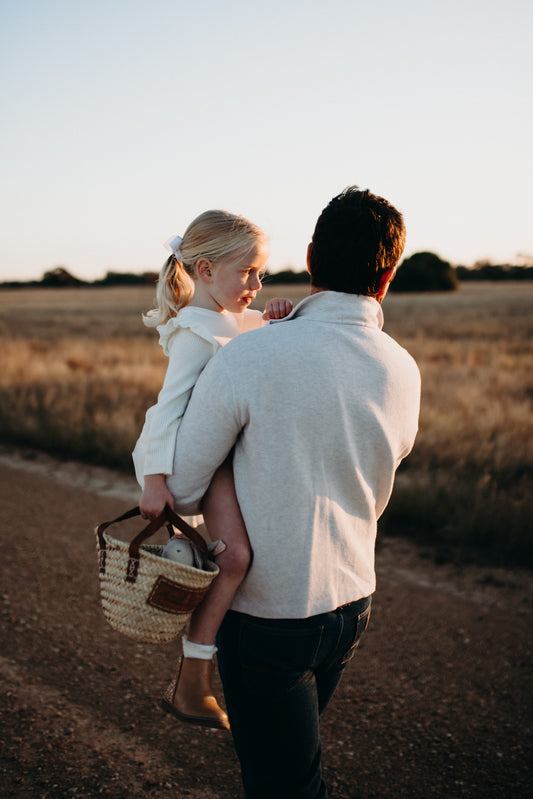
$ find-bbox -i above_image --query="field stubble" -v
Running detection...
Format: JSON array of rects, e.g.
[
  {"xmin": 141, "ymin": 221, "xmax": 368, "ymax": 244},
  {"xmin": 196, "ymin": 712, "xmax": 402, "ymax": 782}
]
[{"xmin": 0, "ymin": 281, "xmax": 531, "ymax": 563}]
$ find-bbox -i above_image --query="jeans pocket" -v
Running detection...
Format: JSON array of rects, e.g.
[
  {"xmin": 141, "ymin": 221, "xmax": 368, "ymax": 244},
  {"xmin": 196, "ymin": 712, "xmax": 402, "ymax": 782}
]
[{"xmin": 339, "ymin": 604, "xmax": 372, "ymax": 665}]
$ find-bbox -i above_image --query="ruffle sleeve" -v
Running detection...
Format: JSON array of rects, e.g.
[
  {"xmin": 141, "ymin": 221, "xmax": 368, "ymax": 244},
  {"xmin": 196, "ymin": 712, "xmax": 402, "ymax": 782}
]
[{"xmin": 157, "ymin": 315, "xmax": 222, "ymax": 357}]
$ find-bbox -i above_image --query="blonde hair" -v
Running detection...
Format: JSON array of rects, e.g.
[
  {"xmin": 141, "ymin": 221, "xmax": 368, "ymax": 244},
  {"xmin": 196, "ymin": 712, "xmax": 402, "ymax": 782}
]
[{"xmin": 143, "ymin": 210, "xmax": 266, "ymax": 327}]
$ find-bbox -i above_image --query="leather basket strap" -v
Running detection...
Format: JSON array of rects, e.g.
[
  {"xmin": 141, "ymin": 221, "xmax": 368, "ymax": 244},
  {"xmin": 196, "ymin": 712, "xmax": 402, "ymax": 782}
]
[{"xmin": 96, "ymin": 505, "xmax": 209, "ymax": 561}]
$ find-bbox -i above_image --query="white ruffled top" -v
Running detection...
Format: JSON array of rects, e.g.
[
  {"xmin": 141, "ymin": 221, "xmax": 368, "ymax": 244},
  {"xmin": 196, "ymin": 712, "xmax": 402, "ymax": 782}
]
[{"xmin": 132, "ymin": 306, "xmax": 264, "ymax": 484}]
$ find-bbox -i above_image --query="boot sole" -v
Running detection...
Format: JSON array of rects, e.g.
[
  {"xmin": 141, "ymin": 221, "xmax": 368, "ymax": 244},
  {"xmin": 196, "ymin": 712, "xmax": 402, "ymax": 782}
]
[{"xmin": 160, "ymin": 697, "xmax": 230, "ymax": 731}]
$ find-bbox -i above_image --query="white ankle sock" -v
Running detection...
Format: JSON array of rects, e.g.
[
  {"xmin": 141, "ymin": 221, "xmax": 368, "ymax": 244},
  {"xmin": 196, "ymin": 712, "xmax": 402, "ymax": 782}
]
[{"xmin": 182, "ymin": 634, "xmax": 217, "ymax": 660}]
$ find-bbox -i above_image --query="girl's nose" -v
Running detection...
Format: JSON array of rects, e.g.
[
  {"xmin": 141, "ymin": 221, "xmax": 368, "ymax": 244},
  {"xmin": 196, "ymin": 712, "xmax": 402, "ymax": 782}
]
[{"xmin": 249, "ymin": 272, "xmax": 262, "ymax": 290}]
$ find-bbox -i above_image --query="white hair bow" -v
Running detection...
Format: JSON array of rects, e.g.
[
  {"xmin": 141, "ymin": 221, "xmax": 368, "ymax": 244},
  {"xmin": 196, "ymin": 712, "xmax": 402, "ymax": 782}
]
[{"xmin": 165, "ymin": 234, "xmax": 183, "ymax": 259}]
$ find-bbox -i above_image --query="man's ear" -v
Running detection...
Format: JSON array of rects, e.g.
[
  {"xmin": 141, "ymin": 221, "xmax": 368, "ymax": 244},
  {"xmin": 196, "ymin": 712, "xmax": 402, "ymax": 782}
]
[
  {"xmin": 376, "ymin": 267, "xmax": 396, "ymax": 303},
  {"xmin": 196, "ymin": 258, "xmax": 213, "ymax": 283},
  {"xmin": 306, "ymin": 242, "xmax": 312, "ymax": 273}
]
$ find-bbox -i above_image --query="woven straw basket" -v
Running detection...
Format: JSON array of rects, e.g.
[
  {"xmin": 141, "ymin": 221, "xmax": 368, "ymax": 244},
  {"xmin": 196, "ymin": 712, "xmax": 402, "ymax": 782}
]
[{"xmin": 95, "ymin": 506, "xmax": 219, "ymax": 645}]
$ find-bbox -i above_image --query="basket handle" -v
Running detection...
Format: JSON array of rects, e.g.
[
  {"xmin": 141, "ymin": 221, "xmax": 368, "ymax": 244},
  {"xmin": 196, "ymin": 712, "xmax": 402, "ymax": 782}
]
[{"xmin": 96, "ymin": 505, "xmax": 210, "ymax": 582}]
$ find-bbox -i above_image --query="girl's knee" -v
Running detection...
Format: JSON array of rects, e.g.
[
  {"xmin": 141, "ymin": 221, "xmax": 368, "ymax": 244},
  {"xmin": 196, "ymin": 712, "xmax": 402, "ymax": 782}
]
[{"xmin": 219, "ymin": 540, "xmax": 251, "ymax": 579}]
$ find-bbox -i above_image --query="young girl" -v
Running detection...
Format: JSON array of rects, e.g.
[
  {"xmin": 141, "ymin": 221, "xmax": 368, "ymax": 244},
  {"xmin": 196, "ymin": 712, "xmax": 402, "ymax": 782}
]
[{"xmin": 132, "ymin": 210, "xmax": 292, "ymax": 731}]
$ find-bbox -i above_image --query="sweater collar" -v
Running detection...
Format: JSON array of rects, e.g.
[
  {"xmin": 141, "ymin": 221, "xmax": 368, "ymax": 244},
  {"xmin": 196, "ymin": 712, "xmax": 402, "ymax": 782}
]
[{"xmin": 269, "ymin": 290, "xmax": 384, "ymax": 331}]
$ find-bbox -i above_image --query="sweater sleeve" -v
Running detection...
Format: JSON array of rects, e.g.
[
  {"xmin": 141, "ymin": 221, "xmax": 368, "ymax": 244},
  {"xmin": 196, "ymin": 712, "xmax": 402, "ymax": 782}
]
[
  {"xmin": 167, "ymin": 351, "xmax": 243, "ymax": 514},
  {"xmin": 141, "ymin": 328, "xmax": 216, "ymax": 477}
]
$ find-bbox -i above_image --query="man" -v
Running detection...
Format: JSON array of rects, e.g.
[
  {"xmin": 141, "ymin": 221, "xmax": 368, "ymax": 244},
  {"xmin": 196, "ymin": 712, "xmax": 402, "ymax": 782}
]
[{"xmin": 168, "ymin": 186, "xmax": 421, "ymax": 798}]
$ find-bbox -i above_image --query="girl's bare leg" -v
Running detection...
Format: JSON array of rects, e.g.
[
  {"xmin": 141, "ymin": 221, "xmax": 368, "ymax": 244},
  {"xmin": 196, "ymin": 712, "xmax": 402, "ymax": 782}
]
[
  {"xmin": 161, "ymin": 457, "xmax": 250, "ymax": 730},
  {"xmin": 187, "ymin": 456, "xmax": 251, "ymax": 644}
]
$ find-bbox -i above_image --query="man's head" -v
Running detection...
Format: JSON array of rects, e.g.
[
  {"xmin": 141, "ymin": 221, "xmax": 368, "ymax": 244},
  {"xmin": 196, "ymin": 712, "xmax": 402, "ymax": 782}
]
[{"xmin": 308, "ymin": 186, "xmax": 406, "ymax": 301}]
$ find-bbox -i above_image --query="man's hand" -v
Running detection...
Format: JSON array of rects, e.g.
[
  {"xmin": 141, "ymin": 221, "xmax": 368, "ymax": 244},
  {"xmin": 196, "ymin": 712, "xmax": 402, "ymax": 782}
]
[
  {"xmin": 139, "ymin": 473, "xmax": 175, "ymax": 520},
  {"xmin": 262, "ymin": 297, "xmax": 294, "ymax": 320}
]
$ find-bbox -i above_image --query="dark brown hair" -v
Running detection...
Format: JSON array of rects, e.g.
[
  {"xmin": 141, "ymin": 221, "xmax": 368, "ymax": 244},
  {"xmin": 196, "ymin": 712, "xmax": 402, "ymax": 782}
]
[{"xmin": 309, "ymin": 186, "xmax": 406, "ymax": 296}]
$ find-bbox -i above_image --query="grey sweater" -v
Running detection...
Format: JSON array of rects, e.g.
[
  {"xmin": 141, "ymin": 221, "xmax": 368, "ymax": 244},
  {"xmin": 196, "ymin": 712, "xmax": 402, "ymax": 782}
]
[{"xmin": 169, "ymin": 291, "xmax": 421, "ymax": 618}]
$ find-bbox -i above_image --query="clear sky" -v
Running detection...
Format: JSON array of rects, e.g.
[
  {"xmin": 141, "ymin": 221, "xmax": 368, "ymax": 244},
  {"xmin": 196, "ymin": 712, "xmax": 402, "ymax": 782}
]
[{"xmin": 1, "ymin": 0, "xmax": 532, "ymax": 281}]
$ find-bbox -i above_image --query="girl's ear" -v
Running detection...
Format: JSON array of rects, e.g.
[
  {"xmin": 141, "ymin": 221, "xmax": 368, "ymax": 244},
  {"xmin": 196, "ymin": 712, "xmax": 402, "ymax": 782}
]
[{"xmin": 196, "ymin": 258, "xmax": 213, "ymax": 283}]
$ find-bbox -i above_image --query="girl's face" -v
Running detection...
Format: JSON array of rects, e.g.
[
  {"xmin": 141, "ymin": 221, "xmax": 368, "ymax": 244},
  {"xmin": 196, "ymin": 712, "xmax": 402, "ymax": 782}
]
[{"xmin": 197, "ymin": 240, "xmax": 269, "ymax": 314}]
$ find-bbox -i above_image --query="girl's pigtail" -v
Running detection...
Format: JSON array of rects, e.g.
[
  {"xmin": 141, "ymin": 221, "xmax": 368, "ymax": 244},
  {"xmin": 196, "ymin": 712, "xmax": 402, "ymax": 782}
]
[{"xmin": 143, "ymin": 255, "xmax": 195, "ymax": 327}]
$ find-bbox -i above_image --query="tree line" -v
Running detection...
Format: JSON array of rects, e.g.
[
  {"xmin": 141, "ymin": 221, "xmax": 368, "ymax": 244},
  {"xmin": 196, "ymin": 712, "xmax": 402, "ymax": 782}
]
[{"xmin": 2, "ymin": 255, "xmax": 533, "ymax": 292}]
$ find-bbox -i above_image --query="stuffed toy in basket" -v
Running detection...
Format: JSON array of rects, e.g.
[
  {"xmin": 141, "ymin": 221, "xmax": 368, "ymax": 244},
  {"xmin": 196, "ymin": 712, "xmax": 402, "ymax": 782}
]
[{"xmin": 95, "ymin": 505, "xmax": 219, "ymax": 645}]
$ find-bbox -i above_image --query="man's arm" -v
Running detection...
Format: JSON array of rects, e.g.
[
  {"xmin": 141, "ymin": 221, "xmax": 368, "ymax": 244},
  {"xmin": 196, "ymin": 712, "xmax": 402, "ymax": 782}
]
[{"xmin": 166, "ymin": 350, "xmax": 243, "ymax": 515}]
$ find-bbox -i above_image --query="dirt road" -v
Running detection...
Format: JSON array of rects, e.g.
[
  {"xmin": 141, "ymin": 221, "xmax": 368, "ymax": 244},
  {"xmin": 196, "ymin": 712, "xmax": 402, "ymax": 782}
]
[{"xmin": 0, "ymin": 449, "xmax": 531, "ymax": 798}]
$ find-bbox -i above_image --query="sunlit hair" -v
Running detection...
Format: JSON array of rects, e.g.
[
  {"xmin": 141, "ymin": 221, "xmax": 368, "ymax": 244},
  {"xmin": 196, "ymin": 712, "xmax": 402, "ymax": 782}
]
[
  {"xmin": 143, "ymin": 210, "xmax": 266, "ymax": 326},
  {"xmin": 309, "ymin": 186, "xmax": 406, "ymax": 296}
]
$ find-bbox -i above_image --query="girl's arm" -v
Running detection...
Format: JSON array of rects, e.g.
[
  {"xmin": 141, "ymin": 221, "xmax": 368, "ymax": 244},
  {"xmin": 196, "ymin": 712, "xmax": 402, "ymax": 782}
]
[
  {"xmin": 142, "ymin": 329, "xmax": 215, "ymax": 477},
  {"xmin": 262, "ymin": 297, "xmax": 293, "ymax": 321},
  {"xmin": 138, "ymin": 329, "xmax": 215, "ymax": 519}
]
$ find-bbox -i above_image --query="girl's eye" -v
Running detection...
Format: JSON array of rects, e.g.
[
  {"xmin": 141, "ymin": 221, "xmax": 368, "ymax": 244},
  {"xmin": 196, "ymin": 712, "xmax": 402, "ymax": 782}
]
[{"xmin": 243, "ymin": 268, "xmax": 264, "ymax": 280}]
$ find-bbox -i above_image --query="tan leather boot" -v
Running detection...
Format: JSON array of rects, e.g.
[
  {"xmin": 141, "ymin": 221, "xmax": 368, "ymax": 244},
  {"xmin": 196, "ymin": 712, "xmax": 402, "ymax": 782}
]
[{"xmin": 161, "ymin": 657, "xmax": 230, "ymax": 731}]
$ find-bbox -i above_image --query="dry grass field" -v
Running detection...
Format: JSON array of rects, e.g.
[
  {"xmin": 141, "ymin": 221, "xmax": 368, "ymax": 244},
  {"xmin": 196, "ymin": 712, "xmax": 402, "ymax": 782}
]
[{"xmin": 1, "ymin": 281, "xmax": 531, "ymax": 563}]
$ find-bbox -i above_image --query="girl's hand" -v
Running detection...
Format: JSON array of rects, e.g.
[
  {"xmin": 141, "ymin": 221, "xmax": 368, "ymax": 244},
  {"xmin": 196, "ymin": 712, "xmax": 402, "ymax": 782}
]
[
  {"xmin": 262, "ymin": 297, "xmax": 294, "ymax": 320},
  {"xmin": 139, "ymin": 473, "xmax": 175, "ymax": 520}
]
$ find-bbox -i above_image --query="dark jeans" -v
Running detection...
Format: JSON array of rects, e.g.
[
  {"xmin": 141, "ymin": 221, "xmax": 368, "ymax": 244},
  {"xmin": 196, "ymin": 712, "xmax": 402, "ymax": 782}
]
[{"xmin": 216, "ymin": 596, "xmax": 372, "ymax": 799}]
